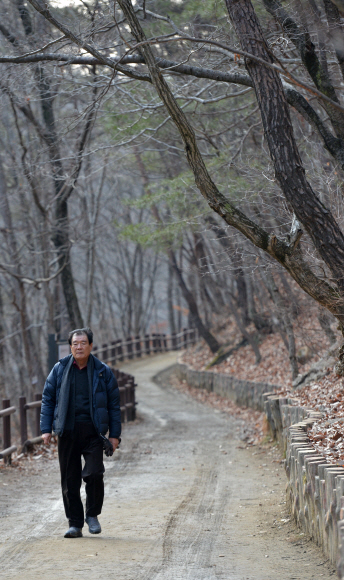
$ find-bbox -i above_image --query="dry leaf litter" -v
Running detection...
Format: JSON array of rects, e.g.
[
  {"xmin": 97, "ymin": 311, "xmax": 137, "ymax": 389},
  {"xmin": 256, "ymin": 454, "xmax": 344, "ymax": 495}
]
[{"xmin": 180, "ymin": 305, "xmax": 344, "ymax": 465}]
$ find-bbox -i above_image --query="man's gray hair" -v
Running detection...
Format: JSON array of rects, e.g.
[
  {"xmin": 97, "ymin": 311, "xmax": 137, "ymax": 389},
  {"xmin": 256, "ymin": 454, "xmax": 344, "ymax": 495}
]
[{"xmin": 68, "ymin": 327, "xmax": 93, "ymax": 345}]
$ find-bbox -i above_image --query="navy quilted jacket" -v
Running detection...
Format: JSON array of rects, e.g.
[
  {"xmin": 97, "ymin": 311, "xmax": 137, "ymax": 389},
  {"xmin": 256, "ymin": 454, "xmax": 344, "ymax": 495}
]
[{"xmin": 40, "ymin": 354, "xmax": 121, "ymax": 438}]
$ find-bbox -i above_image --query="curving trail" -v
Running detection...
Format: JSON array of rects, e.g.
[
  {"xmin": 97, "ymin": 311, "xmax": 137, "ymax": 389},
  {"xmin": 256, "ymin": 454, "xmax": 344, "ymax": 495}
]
[{"xmin": 0, "ymin": 353, "xmax": 335, "ymax": 579}]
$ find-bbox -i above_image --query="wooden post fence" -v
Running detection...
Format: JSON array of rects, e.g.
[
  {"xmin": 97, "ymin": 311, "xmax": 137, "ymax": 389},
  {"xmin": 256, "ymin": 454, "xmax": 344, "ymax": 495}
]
[
  {"xmin": 0, "ymin": 327, "xmax": 198, "ymax": 461},
  {"xmin": 0, "ymin": 399, "xmax": 17, "ymax": 463}
]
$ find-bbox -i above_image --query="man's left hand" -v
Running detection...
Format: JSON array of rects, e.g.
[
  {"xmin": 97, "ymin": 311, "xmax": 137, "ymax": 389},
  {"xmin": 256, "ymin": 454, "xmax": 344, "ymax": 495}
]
[{"xmin": 109, "ymin": 438, "xmax": 120, "ymax": 452}]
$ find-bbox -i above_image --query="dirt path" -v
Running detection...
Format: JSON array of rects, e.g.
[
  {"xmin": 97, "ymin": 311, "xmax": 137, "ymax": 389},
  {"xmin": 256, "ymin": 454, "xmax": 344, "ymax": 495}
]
[{"xmin": 0, "ymin": 353, "xmax": 336, "ymax": 579}]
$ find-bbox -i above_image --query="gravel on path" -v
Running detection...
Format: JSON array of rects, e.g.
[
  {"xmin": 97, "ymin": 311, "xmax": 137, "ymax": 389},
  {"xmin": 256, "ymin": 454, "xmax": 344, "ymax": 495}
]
[{"xmin": 0, "ymin": 352, "xmax": 336, "ymax": 579}]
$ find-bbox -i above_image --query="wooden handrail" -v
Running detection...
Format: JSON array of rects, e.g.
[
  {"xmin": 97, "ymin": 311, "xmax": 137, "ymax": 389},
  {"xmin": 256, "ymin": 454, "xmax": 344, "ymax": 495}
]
[
  {"xmin": 24, "ymin": 401, "xmax": 42, "ymax": 410},
  {"xmin": 0, "ymin": 445, "xmax": 17, "ymax": 459},
  {"xmin": 0, "ymin": 406, "xmax": 16, "ymax": 418}
]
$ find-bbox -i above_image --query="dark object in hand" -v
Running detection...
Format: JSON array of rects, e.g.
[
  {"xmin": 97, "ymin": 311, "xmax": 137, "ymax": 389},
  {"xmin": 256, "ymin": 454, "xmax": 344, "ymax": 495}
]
[{"xmin": 99, "ymin": 434, "xmax": 113, "ymax": 457}]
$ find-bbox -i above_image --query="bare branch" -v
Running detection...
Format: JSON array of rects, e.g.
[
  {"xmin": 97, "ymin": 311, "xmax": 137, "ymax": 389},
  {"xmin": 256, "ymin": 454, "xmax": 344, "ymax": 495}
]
[
  {"xmin": 123, "ymin": 34, "xmax": 344, "ymax": 116},
  {"xmin": 0, "ymin": 261, "xmax": 67, "ymax": 287},
  {"xmin": 116, "ymin": 0, "xmax": 344, "ymax": 324},
  {"xmin": 27, "ymin": 0, "xmax": 151, "ymax": 82},
  {"xmin": 0, "ymin": 23, "xmax": 19, "ymax": 46}
]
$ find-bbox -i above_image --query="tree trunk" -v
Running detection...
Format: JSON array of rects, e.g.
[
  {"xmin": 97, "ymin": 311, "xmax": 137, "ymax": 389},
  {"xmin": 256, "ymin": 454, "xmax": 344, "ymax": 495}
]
[
  {"xmin": 224, "ymin": 0, "xmax": 344, "ymax": 295},
  {"xmin": 278, "ymin": 271, "xmax": 298, "ymax": 319},
  {"xmin": 167, "ymin": 262, "xmax": 176, "ymax": 335},
  {"xmin": 262, "ymin": 270, "xmax": 299, "ymax": 380},
  {"xmin": 15, "ymin": 1, "xmax": 84, "ymax": 329},
  {"xmin": 205, "ymin": 216, "xmax": 250, "ymax": 323},
  {"xmin": 85, "ymin": 164, "xmax": 105, "ymax": 326},
  {"xmin": 226, "ymin": 293, "xmax": 261, "ymax": 363},
  {"xmin": 0, "ymin": 157, "xmax": 45, "ymax": 393},
  {"xmin": 30, "ymin": 0, "xmax": 344, "ymax": 328},
  {"xmin": 193, "ymin": 231, "xmax": 226, "ymax": 313},
  {"xmin": 169, "ymin": 250, "xmax": 220, "ymax": 353}
]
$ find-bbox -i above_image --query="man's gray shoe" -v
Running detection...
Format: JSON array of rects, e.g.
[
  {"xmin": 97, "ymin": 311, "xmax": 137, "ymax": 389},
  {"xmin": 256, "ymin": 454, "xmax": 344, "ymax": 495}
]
[
  {"xmin": 86, "ymin": 516, "xmax": 101, "ymax": 534},
  {"xmin": 64, "ymin": 526, "xmax": 83, "ymax": 538}
]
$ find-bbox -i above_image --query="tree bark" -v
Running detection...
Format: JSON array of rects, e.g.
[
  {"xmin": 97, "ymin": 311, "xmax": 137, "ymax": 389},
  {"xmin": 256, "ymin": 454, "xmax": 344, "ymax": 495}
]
[
  {"xmin": 323, "ymin": 0, "xmax": 344, "ymax": 81},
  {"xmin": 0, "ymin": 287, "xmax": 5, "ymax": 398},
  {"xmin": 262, "ymin": 0, "xmax": 344, "ymax": 139},
  {"xmin": 224, "ymin": 0, "xmax": 344, "ymax": 295}
]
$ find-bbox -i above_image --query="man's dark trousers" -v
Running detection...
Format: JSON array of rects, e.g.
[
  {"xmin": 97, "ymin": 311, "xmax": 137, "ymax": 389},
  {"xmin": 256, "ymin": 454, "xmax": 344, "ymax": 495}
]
[{"xmin": 58, "ymin": 422, "xmax": 104, "ymax": 528}]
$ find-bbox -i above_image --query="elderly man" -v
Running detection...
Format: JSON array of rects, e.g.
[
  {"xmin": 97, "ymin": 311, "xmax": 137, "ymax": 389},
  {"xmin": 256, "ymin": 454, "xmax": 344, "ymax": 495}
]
[{"xmin": 40, "ymin": 327, "xmax": 121, "ymax": 538}]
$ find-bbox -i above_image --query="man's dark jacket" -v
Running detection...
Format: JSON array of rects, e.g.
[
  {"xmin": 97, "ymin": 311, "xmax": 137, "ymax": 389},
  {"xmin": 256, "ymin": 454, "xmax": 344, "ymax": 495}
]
[{"xmin": 40, "ymin": 354, "xmax": 121, "ymax": 439}]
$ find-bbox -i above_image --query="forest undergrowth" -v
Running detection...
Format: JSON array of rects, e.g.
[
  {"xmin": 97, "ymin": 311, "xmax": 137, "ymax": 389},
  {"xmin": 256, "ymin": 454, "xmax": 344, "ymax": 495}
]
[
  {"xmin": 181, "ymin": 310, "xmax": 332, "ymax": 387},
  {"xmin": 180, "ymin": 293, "xmax": 344, "ymax": 466}
]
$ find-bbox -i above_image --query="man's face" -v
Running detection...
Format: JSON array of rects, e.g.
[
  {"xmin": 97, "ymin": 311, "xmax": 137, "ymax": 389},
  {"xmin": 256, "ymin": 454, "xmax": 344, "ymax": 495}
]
[{"xmin": 70, "ymin": 333, "xmax": 93, "ymax": 362}]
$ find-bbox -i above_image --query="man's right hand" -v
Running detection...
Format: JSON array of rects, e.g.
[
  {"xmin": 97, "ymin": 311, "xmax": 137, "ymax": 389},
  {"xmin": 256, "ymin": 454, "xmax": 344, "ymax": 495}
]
[{"xmin": 42, "ymin": 433, "xmax": 51, "ymax": 445}]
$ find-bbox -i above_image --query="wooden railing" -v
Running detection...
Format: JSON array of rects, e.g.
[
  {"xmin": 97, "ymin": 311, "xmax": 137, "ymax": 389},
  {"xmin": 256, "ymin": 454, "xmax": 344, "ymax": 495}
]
[
  {"xmin": 92, "ymin": 327, "xmax": 199, "ymax": 365},
  {"xmin": 0, "ymin": 370, "xmax": 137, "ymax": 463},
  {"xmin": 0, "ymin": 327, "xmax": 199, "ymax": 463},
  {"xmin": 0, "ymin": 400, "xmax": 17, "ymax": 464}
]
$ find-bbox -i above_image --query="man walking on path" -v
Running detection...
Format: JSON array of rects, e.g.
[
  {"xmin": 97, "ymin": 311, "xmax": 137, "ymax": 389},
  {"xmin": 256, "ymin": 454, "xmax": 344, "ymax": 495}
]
[{"xmin": 40, "ymin": 327, "xmax": 121, "ymax": 538}]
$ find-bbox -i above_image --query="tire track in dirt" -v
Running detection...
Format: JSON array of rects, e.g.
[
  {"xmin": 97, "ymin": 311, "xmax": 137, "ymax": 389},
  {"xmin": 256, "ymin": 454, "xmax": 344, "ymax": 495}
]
[
  {"xmin": 0, "ymin": 353, "xmax": 336, "ymax": 580},
  {"xmin": 158, "ymin": 456, "xmax": 229, "ymax": 580}
]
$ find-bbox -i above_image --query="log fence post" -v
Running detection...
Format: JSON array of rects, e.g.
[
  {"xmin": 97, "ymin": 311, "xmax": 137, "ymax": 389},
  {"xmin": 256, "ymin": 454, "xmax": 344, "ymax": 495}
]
[
  {"xmin": 2, "ymin": 327, "xmax": 201, "ymax": 462},
  {"xmin": 135, "ymin": 335, "xmax": 141, "ymax": 358},
  {"xmin": 127, "ymin": 336, "xmax": 133, "ymax": 360},
  {"xmin": 111, "ymin": 341, "xmax": 116, "ymax": 365},
  {"xmin": 3, "ymin": 399, "xmax": 11, "ymax": 464},
  {"xmin": 34, "ymin": 393, "xmax": 42, "ymax": 437},
  {"xmin": 0, "ymin": 400, "xmax": 17, "ymax": 464},
  {"xmin": 125, "ymin": 383, "xmax": 133, "ymax": 421},
  {"xmin": 19, "ymin": 396, "xmax": 28, "ymax": 445},
  {"xmin": 145, "ymin": 334, "xmax": 150, "ymax": 355},
  {"xmin": 117, "ymin": 339, "xmax": 124, "ymax": 362},
  {"xmin": 183, "ymin": 328, "xmax": 187, "ymax": 349}
]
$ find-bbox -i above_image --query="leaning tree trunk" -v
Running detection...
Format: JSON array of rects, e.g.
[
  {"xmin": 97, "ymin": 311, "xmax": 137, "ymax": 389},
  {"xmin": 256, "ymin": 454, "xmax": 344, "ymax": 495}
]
[
  {"xmin": 29, "ymin": 0, "xmax": 344, "ymax": 328},
  {"xmin": 224, "ymin": 0, "xmax": 344, "ymax": 296}
]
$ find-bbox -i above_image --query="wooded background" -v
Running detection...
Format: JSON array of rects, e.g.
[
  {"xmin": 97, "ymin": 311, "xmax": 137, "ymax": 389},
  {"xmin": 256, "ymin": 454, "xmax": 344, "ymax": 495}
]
[{"xmin": 0, "ymin": 0, "xmax": 343, "ymax": 403}]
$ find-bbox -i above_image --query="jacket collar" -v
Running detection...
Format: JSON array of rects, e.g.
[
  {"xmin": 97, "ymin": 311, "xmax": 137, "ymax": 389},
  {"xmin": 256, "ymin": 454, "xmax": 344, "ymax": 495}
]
[{"xmin": 58, "ymin": 353, "xmax": 106, "ymax": 372}]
